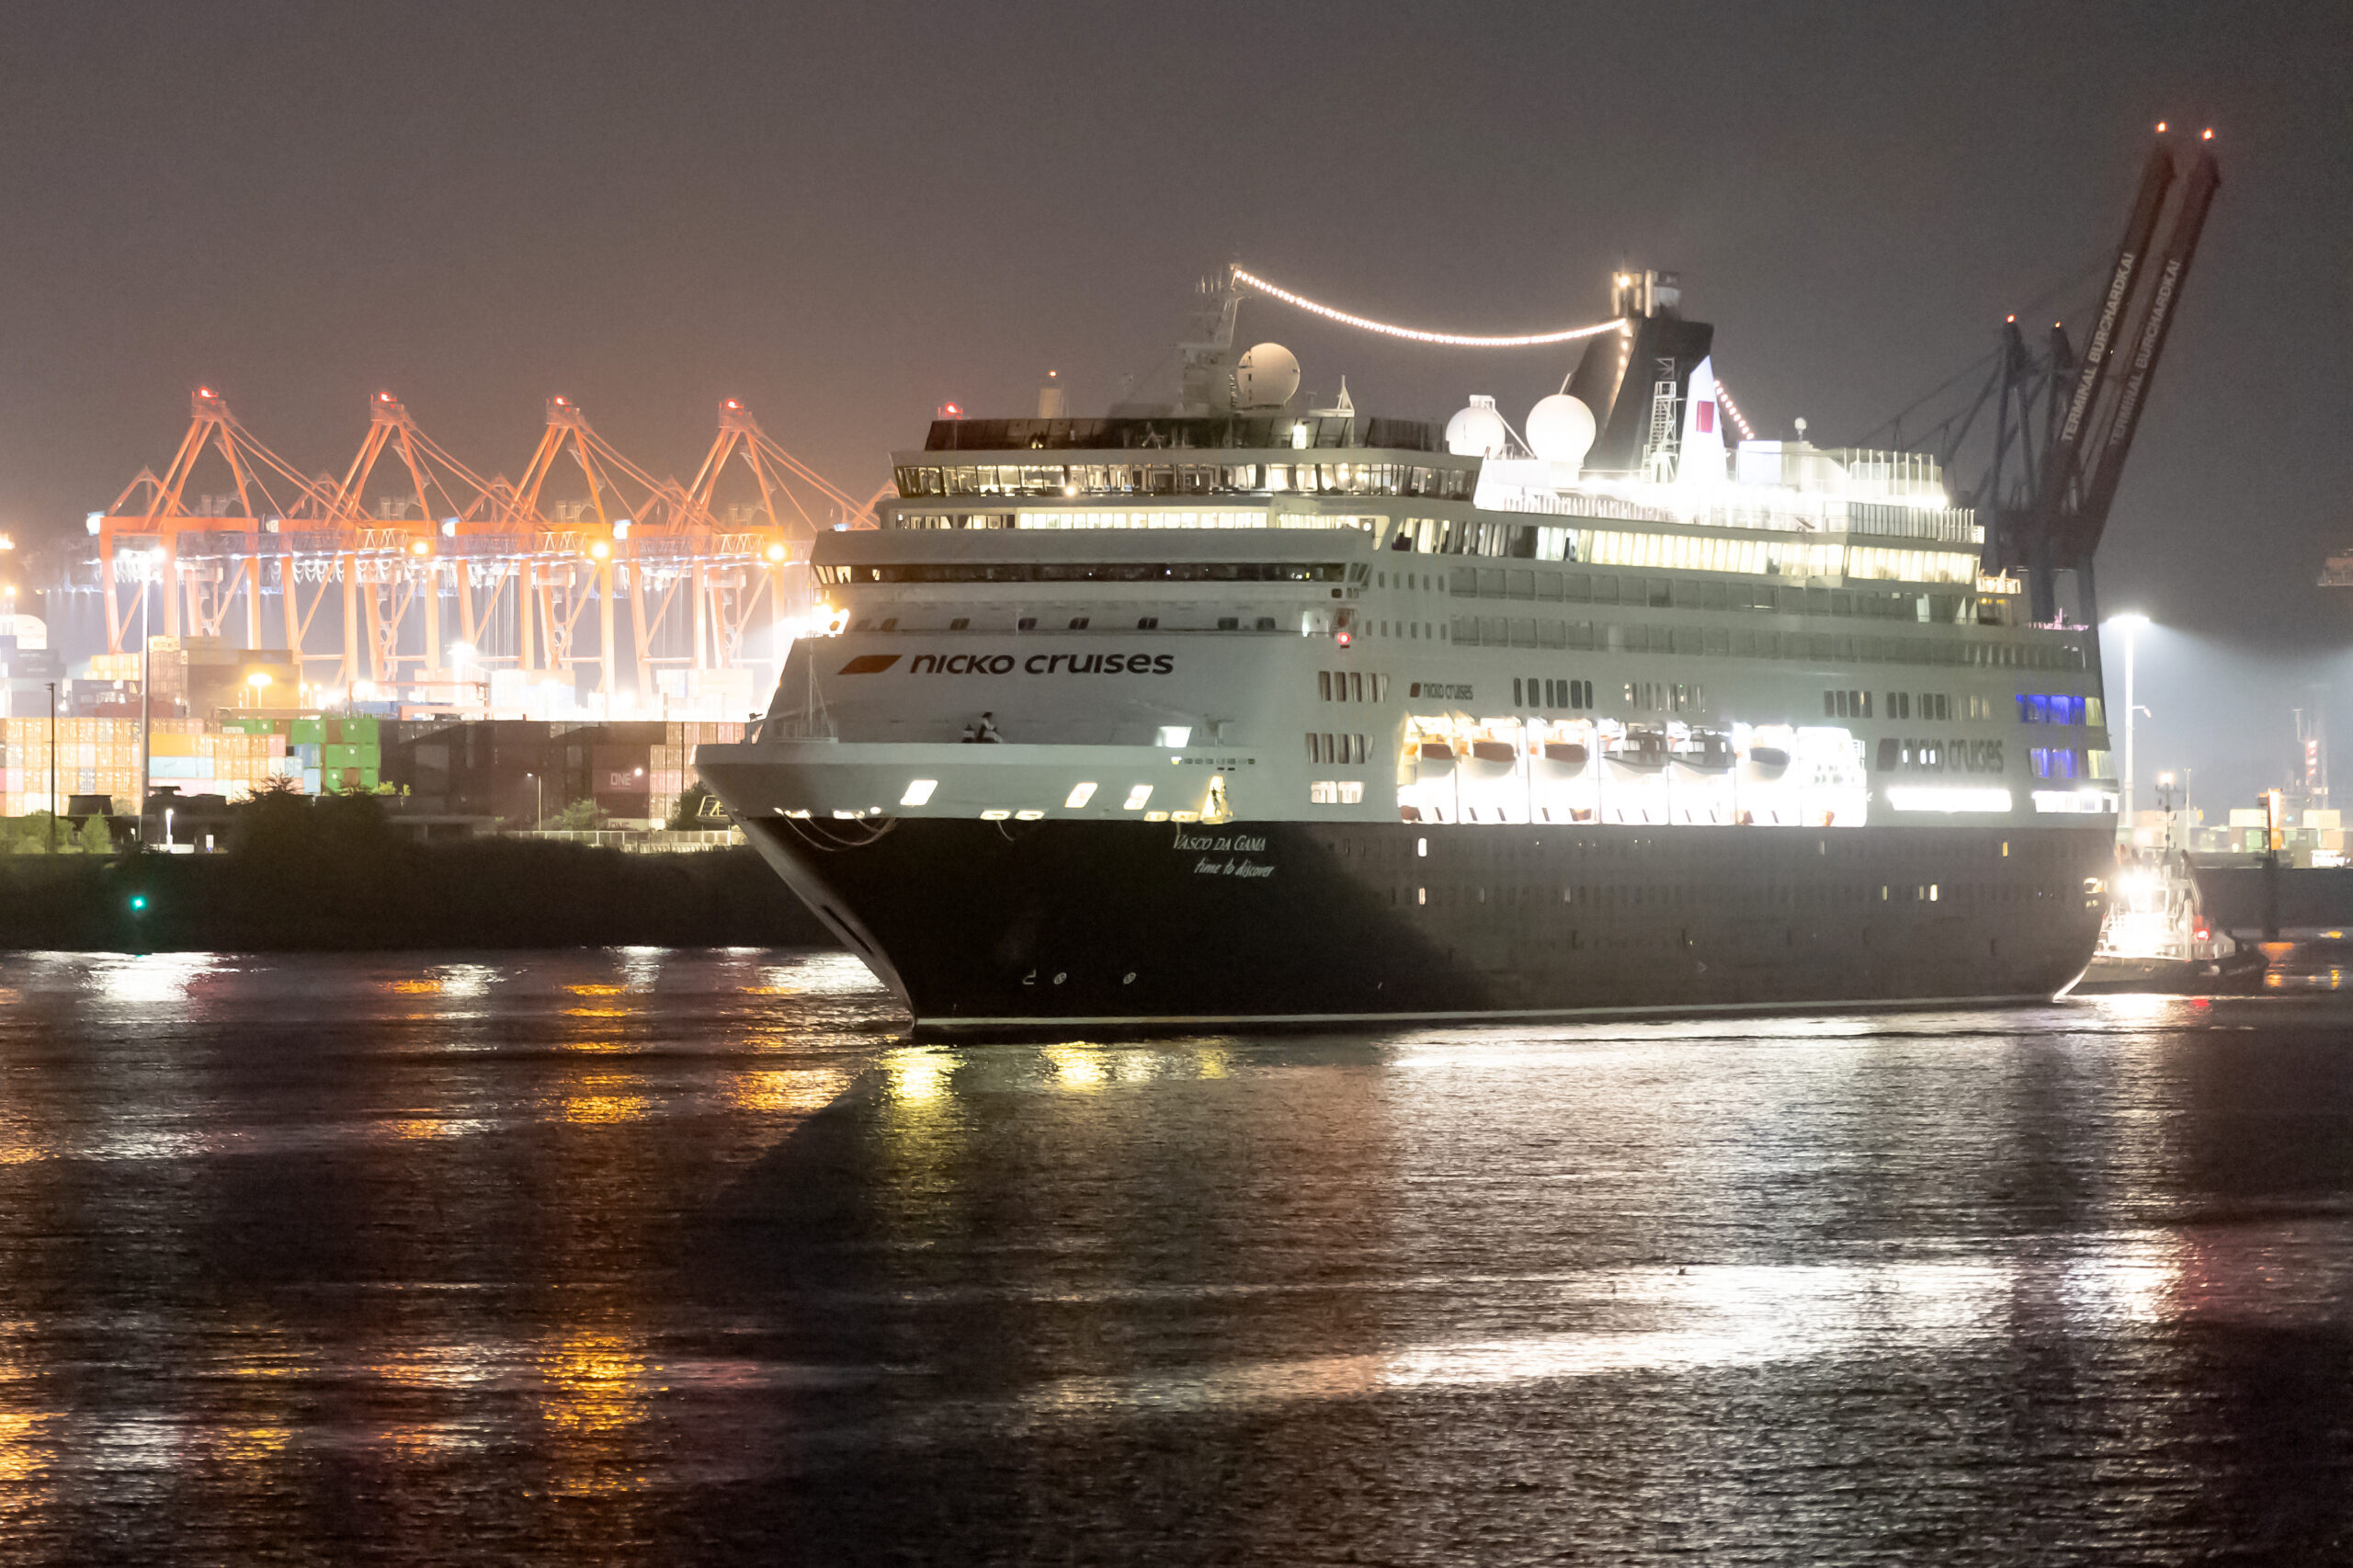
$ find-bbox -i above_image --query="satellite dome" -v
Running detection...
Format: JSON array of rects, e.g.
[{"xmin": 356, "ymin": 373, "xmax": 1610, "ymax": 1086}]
[
  {"xmin": 1525, "ymin": 393, "xmax": 1597, "ymax": 467},
  {"xmin": 1233, "ymin": 343, "xmax": 1301, "ymax": 410},
  {"xmin": 1444, "ymin": 394, "xmax": 1510, "ymax": 458}
]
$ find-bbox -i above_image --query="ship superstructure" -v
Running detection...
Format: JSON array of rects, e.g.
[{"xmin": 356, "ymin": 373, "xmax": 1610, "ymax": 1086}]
[{"xmin": 696, "ymin": 267, "xmax": 2121, "ymax": 1031}]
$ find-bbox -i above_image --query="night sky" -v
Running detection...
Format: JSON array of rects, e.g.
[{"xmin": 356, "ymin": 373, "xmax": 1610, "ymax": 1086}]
[{"xmin": 2, "ymin": 2, "xmax": 2345, "ymax": 795}]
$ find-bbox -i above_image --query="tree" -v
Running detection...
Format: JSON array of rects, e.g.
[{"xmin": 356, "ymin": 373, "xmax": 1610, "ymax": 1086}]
[
  {"xmin": 74, "ymin": 815, "xmax": 114, "ymax": 855},
  {"xmin": 666, "ymin": 783, "xmax": 711, "ymax": 829},
  {"xmin": 548, "ymin": 798, "xmax": 607, "ymax": 832}
]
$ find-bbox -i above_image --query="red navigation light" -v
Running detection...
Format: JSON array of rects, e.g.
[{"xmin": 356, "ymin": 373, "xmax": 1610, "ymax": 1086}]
[
  {"xmin": 2201, "ymin": 128, "xmax": 2213, "ymax": 141},
  {"xmin": 1336, "ymin": 631, "xmax": 1352, "ymax": 647},
  {"xmin": 2006, "ymin": 314, "xmax": 2016, "ymax": 323},
  {"xmin": 2156, "ymin": 120, "xmax": 2168, "ymax": 133},
  {"xmin": 725, "ymin": 399, "xmax": 740, "ymax": 409}
]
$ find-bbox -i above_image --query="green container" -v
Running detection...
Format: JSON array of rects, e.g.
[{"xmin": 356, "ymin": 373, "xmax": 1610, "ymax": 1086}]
[
  {"xmin": 291, "ymin": 719, "xmax": 324, "ymax": 744},
  {"xmin": 341, "ymin": 716, "xmax": 381, "ymax": 742}
]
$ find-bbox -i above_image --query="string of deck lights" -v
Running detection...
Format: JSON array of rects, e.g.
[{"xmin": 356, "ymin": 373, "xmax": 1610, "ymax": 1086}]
[
  {"xmin": 1711, "ymin": 378, "xmax": 1757, "ymax": 441},
  {"xmin": 1233, "ymin": 264, "xmax": 1766, "ymax": 441},
  {"xmin": 1230, "ymin": 266, "xmax": 1620, "ymax": 348}
]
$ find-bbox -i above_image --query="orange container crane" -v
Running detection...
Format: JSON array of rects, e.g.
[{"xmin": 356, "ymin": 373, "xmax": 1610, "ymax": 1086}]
[
  {"xmin": 665, "ymin": 399, "xmax": 872, "ymax": 679},
  {"xmin": 313, "ymin": 392, "xmax": 511, "ymax": 690},
  {"xmin": 94, "ymin": 388, "xmax": 335, "ymax": 657},
  {"xmin": 92, "ymin": 388, "xmax": 880, "ymax": 720},
  {"xmin": 505, "ymin": 396, "xmax": 712, "ymax": 699}
]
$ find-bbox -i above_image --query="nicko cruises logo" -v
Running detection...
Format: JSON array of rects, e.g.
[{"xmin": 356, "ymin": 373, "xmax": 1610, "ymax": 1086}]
[{"xmin": 842, "ymin": 653, "xmax": 1176, "ymax": 676}]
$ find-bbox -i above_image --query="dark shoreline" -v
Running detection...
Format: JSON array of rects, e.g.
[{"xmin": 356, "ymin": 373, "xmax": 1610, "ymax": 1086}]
[{"xmin": 0, "ymin": 841, "xmax": 836, "ymax": 952}]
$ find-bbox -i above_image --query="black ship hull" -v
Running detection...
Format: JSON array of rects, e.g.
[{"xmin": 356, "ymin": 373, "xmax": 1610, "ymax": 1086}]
[{"xmin": 741, "ymin": 816, "xmax": 2111, "ymax": 1035}]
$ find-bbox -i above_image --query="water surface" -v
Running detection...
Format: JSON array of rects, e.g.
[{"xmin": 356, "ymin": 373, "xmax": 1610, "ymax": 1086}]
[{"xmin": 0, "ymin": 951, "xmax": 2347, "ymax": 1563}]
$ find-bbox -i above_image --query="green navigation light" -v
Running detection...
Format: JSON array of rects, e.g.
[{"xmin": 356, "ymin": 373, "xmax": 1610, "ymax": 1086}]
[{"xmin": 129, "ymin": 894, "xmax": 147, "ymax": 913}]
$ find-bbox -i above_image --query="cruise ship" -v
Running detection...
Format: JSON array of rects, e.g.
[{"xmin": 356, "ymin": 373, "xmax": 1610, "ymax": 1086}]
[{"xmin": 695, "ymin": 268, "xmax": 2117, "ymax": 1033}]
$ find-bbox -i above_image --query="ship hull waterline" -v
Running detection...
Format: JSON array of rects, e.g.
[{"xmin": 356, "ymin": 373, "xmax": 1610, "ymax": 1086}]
[{"xmin": 730, "ymin": 813, "xmax": 2109, "ymax": 1038}]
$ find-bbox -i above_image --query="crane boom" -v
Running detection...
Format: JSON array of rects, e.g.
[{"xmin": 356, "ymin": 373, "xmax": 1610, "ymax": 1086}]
[{"xmin": 2073, "ymin": 146, "xmax": 2222, "ymax": 555}]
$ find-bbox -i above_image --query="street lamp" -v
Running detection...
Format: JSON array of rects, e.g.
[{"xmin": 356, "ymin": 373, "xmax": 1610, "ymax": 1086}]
[
  {"xmin": 2109, "ymin": 612, "xmax": 2151, "ymax": 841},
  {"xmin": 523, "ymin": 769, "xmax": 543, "ymax": 830},
  {"xmin": 244, "ymin": 671, "xmax": 272, "ymax": 708}
]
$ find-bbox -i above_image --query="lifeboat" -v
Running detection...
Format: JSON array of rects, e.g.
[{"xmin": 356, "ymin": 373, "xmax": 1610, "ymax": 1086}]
[
  {"xmin": 1463, "ymin": 739, "xmax": 1518, "ymax": 783},
  {"xmin": 1537, "ymin": 742, "xmax": 1589, "ymax": 779}
]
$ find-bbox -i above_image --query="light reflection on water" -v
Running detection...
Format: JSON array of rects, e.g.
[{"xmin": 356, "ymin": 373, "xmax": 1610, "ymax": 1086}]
[{"xmin": 0, "ymin": 953, "xmax": 2348, "ymax": 1562}]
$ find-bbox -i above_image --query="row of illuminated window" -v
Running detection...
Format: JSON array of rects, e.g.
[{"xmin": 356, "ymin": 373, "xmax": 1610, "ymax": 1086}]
[
  {"xmin": 889, "ymin": 508, "xmax": 1390, "ymax": 532},
  {"xmin": 1508, "ymin": 677, "xmax": 1598, "ymax": 710},
  {"xmin": 1835, "ymin": 691, "xmax": 2007, "ymax": 722},
  {"xmin": 1316, "ymin": 671, "xmax": 1392, "ymax": 702},
  {"xmin": 1429, "ymin": 564, "xmax": 1972, "ymax": 622},
  {"xmin": 2018, "ymin": 693, "xmax": 2105, "ymax": 725},
  {"xmin": 1307, "ymin": 781, "xmax": 1369, "ymax": 804},
  {"xmin": 819, "ymin": 561, "xmax": 1347, "ymax": 585},
  {"xmin": 852, "ymin": 612, "xmax": 1293, "ymax": 634},
  {"xmin": 899, "ymin": 776, "xmax": 1207, "ymax": 821},
  {"xmin": 1586, "ymin": 528, "xmax": 1980, "ymax": 586},
  {"xmin": 892, "ymin": 461, "xmax": 1477, "ymax": 502},
  {"xmin": 2029, "ymin": 746, "xmax": 2114, "ymax": 780},
  {"xmin": 1307, "ymin": 733, "xmax": 1370, "ymax": 766},
  {"xmin": 1446, "ymin": 618, "xmax": 2086, "ymax": 670},
  {"xmin": 1887, "ymin": 692, "xmax": 1961, "ymax": 721}
]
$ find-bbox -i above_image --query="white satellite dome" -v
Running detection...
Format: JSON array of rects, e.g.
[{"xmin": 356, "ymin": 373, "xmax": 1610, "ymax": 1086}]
[
  {"xmin": 1525, "ymin": 393, "xmax": 1597, "ymax": 467},
  {"xmin": 1444, "ymin": 394, "xmax": 1510, "ymax": 458},
  {"xmin": 1233, "ymin": 343, "xmax": 1301, "ymax": 410}
]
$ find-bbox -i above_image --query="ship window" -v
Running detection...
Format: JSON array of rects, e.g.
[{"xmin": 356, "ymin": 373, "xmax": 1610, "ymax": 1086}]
[
  {"xmin": 1064, "ymin": 782, "xmax": 1097, "ymax": 808},
  {"xmin": 900, "ymin": 779, "xmax": 938, "ymax": 806},
  {"xmin": 1137, "ymin": 616, "xmax": 1158, "ymax": 630},
  {"xmin": 1017, "ymin": 617, "xmax": 1037, "ymax": 631},
  {"xmin": 1310, "ymin": 780, "xmax": 1339, "ymax": 803},
  {"xmin": 1217, "ymin": 617, "xmax": 1240, "ymax": 631},
  {"xmin": 1256, "ymin": 617, "xmax": 1278, "ymax": 631},
  {"xmin": 1123, "ymin": 785, "xmax": 1153, "ymax": 810},
  {"xmin": 879, "ymin": 618, "xmax": 898, "ymax": 632},
  {"xmin": 1068, "ymin": 617, "xmax": 1089, "ymax": 630},
  {"xmin": 950, "ymin": 618, "xmax": 970, "ymax": 631}
]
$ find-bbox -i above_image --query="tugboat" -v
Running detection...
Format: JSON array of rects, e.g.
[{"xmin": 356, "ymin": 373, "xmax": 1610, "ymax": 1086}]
[{"xmin": 2071, "ymin": 846, "xmax": 2267, "ymax": 995}]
